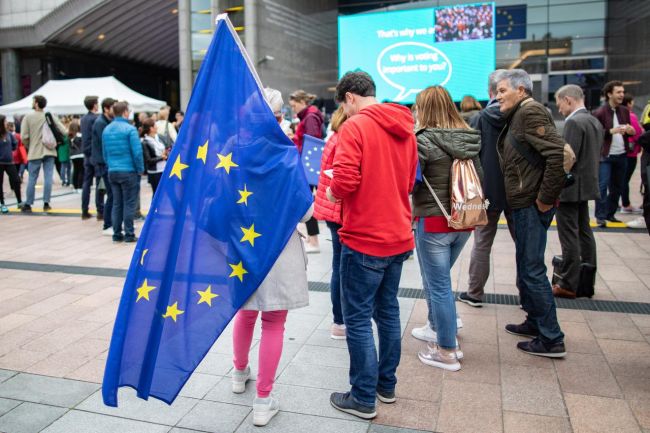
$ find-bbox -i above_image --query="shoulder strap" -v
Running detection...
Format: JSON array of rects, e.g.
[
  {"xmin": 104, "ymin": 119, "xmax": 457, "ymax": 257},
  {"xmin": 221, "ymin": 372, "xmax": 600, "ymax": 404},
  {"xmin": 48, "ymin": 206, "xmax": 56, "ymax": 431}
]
[
  {"xmin": 422, "ymin": 176, "xmax": 450, "ymax": 221},
  {"xmin": 508, "ymin": 131, "xmax": 544, "ymax": 170}
]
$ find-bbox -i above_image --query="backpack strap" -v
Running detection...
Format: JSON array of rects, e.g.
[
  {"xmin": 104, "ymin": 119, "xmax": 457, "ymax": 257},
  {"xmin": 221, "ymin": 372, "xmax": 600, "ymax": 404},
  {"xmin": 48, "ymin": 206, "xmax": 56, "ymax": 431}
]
[{"xmin": 422, "ymin": 175, "xmax": 451, "ymax": 221}]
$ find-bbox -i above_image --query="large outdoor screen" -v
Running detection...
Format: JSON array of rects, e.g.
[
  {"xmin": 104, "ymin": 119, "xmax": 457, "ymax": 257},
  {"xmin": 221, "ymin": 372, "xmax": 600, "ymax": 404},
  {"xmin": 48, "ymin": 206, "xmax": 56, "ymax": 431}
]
[{"xmin": 338, "ymin": 3, "xmax": 496, "ymax": 104}]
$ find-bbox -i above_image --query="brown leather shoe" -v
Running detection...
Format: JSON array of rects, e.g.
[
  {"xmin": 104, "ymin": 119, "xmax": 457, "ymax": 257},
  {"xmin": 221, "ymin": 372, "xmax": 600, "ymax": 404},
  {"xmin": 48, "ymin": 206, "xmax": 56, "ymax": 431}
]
[{"xmin": 552, "ymin": 284, "xmax": 576, "ymax": 299}]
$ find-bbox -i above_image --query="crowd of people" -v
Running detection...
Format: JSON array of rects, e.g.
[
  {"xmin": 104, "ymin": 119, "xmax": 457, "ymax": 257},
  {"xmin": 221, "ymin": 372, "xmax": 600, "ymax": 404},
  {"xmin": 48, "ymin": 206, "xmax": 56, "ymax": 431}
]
[{"xmin": 435, "ymin": 4, "xmax": 494, "ymax": 42}]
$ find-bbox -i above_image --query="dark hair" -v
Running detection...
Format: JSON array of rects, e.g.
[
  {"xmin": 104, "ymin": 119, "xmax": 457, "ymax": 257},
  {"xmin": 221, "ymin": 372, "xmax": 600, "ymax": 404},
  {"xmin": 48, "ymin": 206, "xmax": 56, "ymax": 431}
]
[
  {"xmin": 113, "ymin": 101, "xmax": 129, "ymax": 117},
  {"xmin": 33, "ymin": 95, "xmax": 47, "ymax": 109},
  {"xmin": 602, "ymin": 80, "xmax": 623, "ymax": 98},
  {"xmin": 139, "ymin": 118, "xmax": 156, "ymax": 137},
  {"xmin": 83, "ymin": 96, "xmax": 98, "ymax": 111},
  {"xmin": 0, "ymin": 114, "xmax": 6, "ymax": 136},
  {"xmin": 101, "ymin": 97, "xmax": 116, "ymax": 113},
  {"xmin": 335, "ymin": 71, "xmax": 376, "ymax": 102},
  {"xmin": 623, "ymin": 92, "xmax": 634, "ymax": 106}
]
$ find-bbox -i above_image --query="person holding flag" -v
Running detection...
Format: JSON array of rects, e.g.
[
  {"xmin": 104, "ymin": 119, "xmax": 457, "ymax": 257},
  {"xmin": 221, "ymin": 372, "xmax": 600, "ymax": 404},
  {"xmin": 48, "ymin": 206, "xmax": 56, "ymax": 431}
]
[{"xmin": 101, "ymin": 15, "xmax": 313, "ymax": 429}]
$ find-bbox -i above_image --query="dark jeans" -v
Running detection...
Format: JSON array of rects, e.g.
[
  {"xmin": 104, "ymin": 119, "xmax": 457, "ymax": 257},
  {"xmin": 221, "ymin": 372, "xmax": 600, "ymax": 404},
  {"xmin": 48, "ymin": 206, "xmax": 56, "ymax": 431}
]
[
  {"xmin": 148, "ymin": 172, "xmax": 162, "ymax": 195},
  {"xmin": 96, "ymin": 164, "xmax": 113, "ymax": 229},
  {"xmin": 326, "ymin": 221, "xmax": 343, "ymax": 325},
  {"xmin": 71, "ymin": 158, "xmax": 84, "ymax": 189},
  {"xmin": 0, "ymin": 163, "xmax": 22, "ymax": 204},
  {"xmin": 596, "ymin": 154, "xmax": 627, "ymax": 220},
  {"xmin": 622, "ymin": 155, "xmax": 638, "ymax": 207},
  {"xmin": 643, "ymin": 159, "xmax": 650, "ymax": 236},
  {"xmin": 556, "ymin": 201, "xmax": 597, "ymax": 293},
  {"xmin": 109, "ymin": 172, "xmax": 139, "ymax": 239},
  {"xmin": 306, "ymin": 186, "xmax": 320, "ymax": 236},
  {"xmin": 340, "ymin": 244, "xmax": 410, "ymax": 407},
  {"xmin": 512, "ymin": 205, "xmax": 564, "ymax": 345}
]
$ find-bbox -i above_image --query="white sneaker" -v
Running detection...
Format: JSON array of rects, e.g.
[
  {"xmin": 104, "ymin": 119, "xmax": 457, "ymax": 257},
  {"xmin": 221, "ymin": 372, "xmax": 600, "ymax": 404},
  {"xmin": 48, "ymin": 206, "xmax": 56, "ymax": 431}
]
[
  {"xmin": 621, "ymin": 206, "xmax": 642, "ymax": 214},
  {"xmin": 418, "ymin": 343, "xmax": 461, "ymax": 371},
  {"xmin": 457, "ymin": 317, "xmax": 463, "ymax": 329},
  {"xmin": 253, "ymin": 395, "xmax": 279, "ymax": 426},
  {"xmin": 231, "ymin": 366, "xmax": 250, "ymax": 394},
  {"xmin": 102, "ymin": 227, "xmax": 113, "ymax": 236},
  {"xmin": 411, "ymin": 322, "xmax": 437, "ymax": 342},
  {"xmin": 330, "ymin": 323, "xmax": 346, "ymax": 340},
  {"xmin": 627, "ymin": 217, "xmax": 647, "ymax": 229}
]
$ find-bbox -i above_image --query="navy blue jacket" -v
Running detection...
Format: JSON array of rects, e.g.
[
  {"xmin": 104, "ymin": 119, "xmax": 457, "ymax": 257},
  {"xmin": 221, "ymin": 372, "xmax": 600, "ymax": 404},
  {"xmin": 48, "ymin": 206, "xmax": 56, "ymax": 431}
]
[
  {"xmin": 477, "ymin": 99, "xmax": 508, "ymax": 211},
  {"xmin": 80, "ymin": 112, "xmax": 98, "ymax": 157},
  {"xmin": 0, "ymin": 132, "xmax": 17, "ymax": 163},
  {"xmin": 91, "ymin": 114, "xmax": 111, "ymax": 165},
  {"xmin": 102, "ymin": 117, "xmax": 144, "ymax": 174}
]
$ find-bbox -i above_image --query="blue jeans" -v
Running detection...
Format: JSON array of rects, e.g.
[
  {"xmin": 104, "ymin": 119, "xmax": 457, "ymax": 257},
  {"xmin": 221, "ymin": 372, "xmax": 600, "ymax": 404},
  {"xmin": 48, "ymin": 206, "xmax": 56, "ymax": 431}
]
[
  {"xmin": 512, "ymin": 205, "xmax": 564, "ymax": 344},
  {"xmin": 596, "ymin": 154, "xmax": 627, "ymax": 220},
  {"xmin": 25, "ymin": 156, "xmax": 55, "ymax": 205},
  {"xmin": 327, "ymin": 221, "xmax": 343, "ymax": 325},
  {"xmin": 340, "ymin": 244, "xmax": 411, "ymax": 407},
  {"xmin": 415, "ymin": 221, "xmax": 470, "ymax": 349},
  {"xmin": 109, "ymin": 172, "xmax": 139, "ymax": 239},
  {"xmin": 60, "ymin": 161, "xmax": 71, "ymax": 185},
  {"xmin": 96, "ymin": 164, "xmax": 113, "ymax": 229}
]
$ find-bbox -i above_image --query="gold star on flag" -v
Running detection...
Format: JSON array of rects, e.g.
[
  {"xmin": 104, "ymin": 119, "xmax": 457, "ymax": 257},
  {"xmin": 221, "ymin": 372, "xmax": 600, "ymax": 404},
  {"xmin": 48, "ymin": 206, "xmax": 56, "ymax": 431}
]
[
  {"xmin": 197, "ymin": 140, "xmax": 208, "ymax": 164},
  {"xmin": 215, "ymin": 152, "xmax": 238, "ymax": 174},
  {"xmin": 136, "ymin": 279, "xmax": 156, "ymax": 302},
  {"xmin": 237, "ymin": 185, "xmax": 253, "ymax": 206},
  {"xmin": 162, "ymin": 302, "xmax": 184, "ymax": 322},
  {"xmin": 197, "ymin": 285, "xmax": 219, "ymax": 306},
  {"xmin": 229, "ymin": 261, "xmax": 248, "ymax": 282},
  {"xmin": 240, "ymin": 224, "xmax": 261, "ymax": 246},
  {"xmin": 169, "ymin": 155, "xmax": 189, "ymax": 180},
  {"xmin": 140, "ymin": 249, "xmax": 149, "ymax": 266}
]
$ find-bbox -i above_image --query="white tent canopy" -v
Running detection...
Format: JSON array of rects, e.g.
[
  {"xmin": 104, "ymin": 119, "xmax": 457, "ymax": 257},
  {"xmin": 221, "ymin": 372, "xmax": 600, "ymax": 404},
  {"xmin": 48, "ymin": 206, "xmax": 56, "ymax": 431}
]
[{"xmin": 0, "ymin": 76, "xmax": 167, "ymax": 117}]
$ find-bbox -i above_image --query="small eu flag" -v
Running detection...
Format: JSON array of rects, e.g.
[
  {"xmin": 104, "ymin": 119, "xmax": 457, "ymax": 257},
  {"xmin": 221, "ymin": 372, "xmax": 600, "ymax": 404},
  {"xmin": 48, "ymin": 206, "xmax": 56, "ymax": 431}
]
[
  {"xmin": 301, "ymin": 134, "xmax": 325, "ymax": 186},
  {"xmin": 496, "ymin": 5, "xmax": 527, "ymax": 40},
  {"xmin": 102, "ymin": 15, "xmax": 312, "ymax": 407}
]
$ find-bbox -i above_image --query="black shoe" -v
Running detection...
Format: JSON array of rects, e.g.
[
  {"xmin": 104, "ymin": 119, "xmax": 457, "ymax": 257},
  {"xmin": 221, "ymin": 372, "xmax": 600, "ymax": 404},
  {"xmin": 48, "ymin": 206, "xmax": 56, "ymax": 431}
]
[
  {"xmin": 517, "ymin": 338, "xmax": 566, "ymax": 358},
  {"xmin": 81, "ymin": 212, "xmax": 92, "ymax": 220},
  {"xmin": 607, "ymin": 216, "xmax": 622, "ymax": 223},
  {"xmin": 330, "ymin": 392, "xmax": 376, "ymax": 419},
  {"xmin": 112, "ymin": 235, "xmax": 124, "ymax": 243},
  {"xmin": 597, "ymin": 219, "xmax": 607, "ymax": 228},
  {"xmin": 97, "ymin": 213, "xmax": 104, "ymax": 221},
  {"xmin": 505, "ymin": 321, "xmax": 539, "ymax": 338},
  {"xmin": 376, "ymin": 388, "xmax": 396, "ymax": 404},
  {"xmin": 21, "ymin": 204, "xmax": 32, "ymax": 214},
  {"xmin": 124, "ymin": 236, "xmax": 138, "ymax": 243},
  {"xmin": 458, "ymin": 292, "xmax": 482, "ymax": 308},
  {"xmin": 43, "ymin": 203, "xmax": 52, "ymax": 212}
]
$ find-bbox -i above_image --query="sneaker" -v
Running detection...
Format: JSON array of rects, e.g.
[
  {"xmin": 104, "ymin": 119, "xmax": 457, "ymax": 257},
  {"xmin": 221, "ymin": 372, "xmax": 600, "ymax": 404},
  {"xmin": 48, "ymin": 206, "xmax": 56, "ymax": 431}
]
[
  {"xmin": 305, "ymin": 243, "xmax": 320, "ymax": 254},
  {"xmin": 0, "ymin": 205, "xmax": 8, "ymax": 214},
  {"xmin": 21, "ymin": 204, "xmax": 32, "ymax": 214},
  {"xmin": 330, "ymin": 323, "xmax": 346, "ymax": 340},
  {"xmin": 458, "ymin": 292, "xmax": 482, "ymax": 308},
  {"xmin": 457, "ymin": 317, "xmax": 464, "ymax": 329},
  {"xmin": 124, "ymin": 236, "xmax": 138, "ymax": 243},
  {"xmin": 596, "ymin": 219, "xmax": 607, "ymax": 228},
  {"xmin": 253, "ymin": 395, "xmax": 279, "ymax": 426},
  {"xmin": 411, "ymin": 322, "xmax": 437, "ymax": 342},
  {"xmin": 102, "ymin": 227, "xmax": 113, "ymax": 236},
  {"xmin": 621, "ymin": 206, "xmax": 642, "ymax": 214},
  {"xmin": 376, "ymin": 388, "xmax": 396, "ymax": 404},
  {"xmin": 231, "ymin": 366, "xmax": 250, "ymax": 394},
  {"xmin": 517, "ymin": 338, "xmax": 566, "ymax": 358},
  {"xmin": 330, "ymin": 392, "xmax": 376, "ymax": 419},
  {"xmin": 505, "ymin": 321, "xmax": 539, "ymax": 338},
  {"xmin": 418, "ymin": 343, "xmax": 461, "ymax": 371},
  {"xmin": 81, "ymin": 212, "xmax": 92, "ymax": 220},
  {"xmin": 43, "ymin": 203, "xmax": 52, "ymax": 212},
  {"xmin": 16, "ymin": 202, "xmax": 24, "ymax": 209},
  {"xmin": 627, "ymin": 217, "xmax": 647, "ymax": 229},
  {"xmin": 112, "ymin": 236, "xmax": 124, "ymax": 243},
  {"xmin": 607, "ymin": 216, "xmax": 622, "ymax": 223}
]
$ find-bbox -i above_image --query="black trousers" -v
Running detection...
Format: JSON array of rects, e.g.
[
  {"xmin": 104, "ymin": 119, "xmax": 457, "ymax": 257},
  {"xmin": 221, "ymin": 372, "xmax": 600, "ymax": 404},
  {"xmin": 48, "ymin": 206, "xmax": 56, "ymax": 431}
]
[
  {"xmin": 0, "ymin": 163, "xmax": 22, "ymax": 205},
  {"xmin": 305, "ymin": 185, "xmax": 320, "ymax": 236},
  {"xmin": 148, "ymin": 172, "xmax": 162, "ymax": 195},
  {"xmin": 643, "ymin": 160, "xmax": 650, "ymax": 236},
  {"xmin": 556, "ymin": 201, "xmax": 597, "ymax": 292},
  {"xmin": 71, "ymin": 158, "xmax": 84, "ymax": 189}
]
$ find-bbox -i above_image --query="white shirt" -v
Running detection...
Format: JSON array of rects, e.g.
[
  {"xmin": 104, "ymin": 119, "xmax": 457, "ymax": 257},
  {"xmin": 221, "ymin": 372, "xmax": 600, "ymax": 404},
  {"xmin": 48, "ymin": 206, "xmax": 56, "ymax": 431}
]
[
  {"xmin": 155, "ymin": 119, "xmax": 177, "ymax": 143},
  {"xmin": 144, "ymin": 135, "xmax": 167, "ymax": 174},
  {"xmin": 609, "ymin": 108, "xmax": 626, "ymax": 155}
]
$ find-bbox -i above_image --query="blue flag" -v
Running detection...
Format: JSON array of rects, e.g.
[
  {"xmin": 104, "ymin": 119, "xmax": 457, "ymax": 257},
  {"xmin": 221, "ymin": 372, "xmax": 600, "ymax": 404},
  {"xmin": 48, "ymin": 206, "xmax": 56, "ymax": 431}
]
[
  {"xmin": 301, "ymin": 134, "xmax": 325, "ymax": 186},
  {"xmin": 496, "ymin": 5, "xmax": 527, "ymax": 40},
  {"xmin": 102, "ymin": 15, "xmax": 312, "ymax": 407}
]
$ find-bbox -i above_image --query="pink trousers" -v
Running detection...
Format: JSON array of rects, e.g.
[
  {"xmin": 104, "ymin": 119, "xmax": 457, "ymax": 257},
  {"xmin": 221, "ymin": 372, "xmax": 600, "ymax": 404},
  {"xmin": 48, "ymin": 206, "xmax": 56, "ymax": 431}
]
[{"xmin": 232, "ymin": 309, "xmax": 288, "ymax": 398}]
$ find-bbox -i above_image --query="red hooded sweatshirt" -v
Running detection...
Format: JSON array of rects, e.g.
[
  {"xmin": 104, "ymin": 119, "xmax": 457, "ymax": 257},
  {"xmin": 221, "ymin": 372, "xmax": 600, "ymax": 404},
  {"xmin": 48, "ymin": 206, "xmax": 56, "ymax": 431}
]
[{"xmin": 329, "ymin": 103, "xmax": 417, "ymax": 257}]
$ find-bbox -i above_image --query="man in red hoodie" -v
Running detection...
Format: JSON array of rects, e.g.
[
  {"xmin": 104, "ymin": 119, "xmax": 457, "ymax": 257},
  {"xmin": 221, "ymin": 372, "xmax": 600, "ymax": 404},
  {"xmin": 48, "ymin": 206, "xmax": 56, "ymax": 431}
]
[{"xmin": 326, "ymin": 71, "xmax": 418, "ymax": 419}]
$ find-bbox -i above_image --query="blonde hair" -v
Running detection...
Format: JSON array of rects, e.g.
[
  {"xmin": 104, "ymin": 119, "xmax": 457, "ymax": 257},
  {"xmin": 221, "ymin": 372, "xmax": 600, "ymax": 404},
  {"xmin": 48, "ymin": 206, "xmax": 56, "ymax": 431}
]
[
  {"xmin": 330, "ymin": 106, "xmax": 348, "ymax": 132},
  {"xmin": 460, "ymin": 95, "xmax": 482, "ymax": 112},
  {"xmin": 416, "ymin": 86, "xmax": 469, "ymax": 129},
  {"xmin": 289, "ymin": 90, "xmax": 316, "ymax": 105}
]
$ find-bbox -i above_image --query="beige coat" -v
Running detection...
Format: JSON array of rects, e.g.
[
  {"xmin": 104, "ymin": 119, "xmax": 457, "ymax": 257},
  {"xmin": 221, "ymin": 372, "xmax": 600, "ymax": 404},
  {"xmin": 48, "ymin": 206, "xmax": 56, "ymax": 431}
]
[
  {"xmin": 22, "ymin": 111, "xmax": 67, "ymax": 161},
  {"xmin": 242, "ymin": 205, "xmax": 313, "ymax": 311}
]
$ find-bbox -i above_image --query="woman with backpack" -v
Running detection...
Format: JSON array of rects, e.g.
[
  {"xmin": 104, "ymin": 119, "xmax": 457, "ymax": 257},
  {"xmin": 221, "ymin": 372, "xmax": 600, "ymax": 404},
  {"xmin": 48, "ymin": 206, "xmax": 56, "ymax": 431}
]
[
  {"xmin": 411, "ymin": 86, "xmax": 483, "ymax": 371},
  {"xmin": 0, "ymin": 115, "xmax": 22, "ymax": 213},
  {"xmin": 68, "ymin": 120, "xmax": 84, "ymax": 191},
  {"xmin": 140, "ymin": 118, "xmax": 167, "ymax": 195}
]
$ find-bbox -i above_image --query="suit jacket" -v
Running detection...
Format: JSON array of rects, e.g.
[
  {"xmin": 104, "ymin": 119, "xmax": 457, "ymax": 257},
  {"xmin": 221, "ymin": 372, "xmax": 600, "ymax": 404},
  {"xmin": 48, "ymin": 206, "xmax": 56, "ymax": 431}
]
[{"xmin": 560, "ymin": 108, "xmax": 603, "ymax": 202}]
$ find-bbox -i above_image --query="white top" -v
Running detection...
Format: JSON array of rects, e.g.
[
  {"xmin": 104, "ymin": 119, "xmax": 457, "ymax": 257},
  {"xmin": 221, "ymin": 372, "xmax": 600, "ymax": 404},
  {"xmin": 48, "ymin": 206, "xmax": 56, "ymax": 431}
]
[
  {"xmin": 155, "ymin": 119, "xmax": 177, "ymax": 143},
  {"xmin": 144, "ymin": 135, "xmax": 166, "ymax": 174},
  {"xmin": 609, "ymin": 108, "xmax": 626, "ymax": 155}
]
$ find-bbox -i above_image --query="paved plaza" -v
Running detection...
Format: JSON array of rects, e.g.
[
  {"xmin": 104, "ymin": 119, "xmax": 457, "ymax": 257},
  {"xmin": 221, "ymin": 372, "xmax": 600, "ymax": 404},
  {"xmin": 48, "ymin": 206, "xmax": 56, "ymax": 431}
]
[{"xmin": 0, "ymin": 179, "xmax": 649, "ymax": 433}]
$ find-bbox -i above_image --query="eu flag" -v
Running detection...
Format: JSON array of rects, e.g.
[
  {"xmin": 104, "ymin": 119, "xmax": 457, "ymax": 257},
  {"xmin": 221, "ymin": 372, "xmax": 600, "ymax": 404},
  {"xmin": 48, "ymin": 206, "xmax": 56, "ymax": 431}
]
[
  {"xmin": 102, "ymin": 15, "xmax": 312, "ymax": 407},
  {"xmin": 301, "ymin": 134, "xmax": 325, "ymax": 186},
  {"xmin": 496, "ymin": 5, "xmax": 527, "ymax": 40}
]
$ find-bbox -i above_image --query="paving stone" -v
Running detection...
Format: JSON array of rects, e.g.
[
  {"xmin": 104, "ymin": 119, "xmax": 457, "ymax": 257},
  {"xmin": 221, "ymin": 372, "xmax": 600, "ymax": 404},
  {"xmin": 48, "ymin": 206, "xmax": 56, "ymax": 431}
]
[
  {"xmin": 0, "ymin": 398, "xmax": 20, "ymax": 417},
  {"xmin": 277, "ymin": 362, "xmax": 350, "ymax": 391},
  {"xmin": 0, "ymin": 370, "xmax": 16, "ymax": 383},
  {"xmin": 169, "ymin": 429, "xmax": 206, "ymax": 433},
  {"xmin": 204, "ymin": 375, "xmax": 257, "ymax": 405},
  {"xmin": 178, "ymin": 373, "xmax": 222, "ymax": 399},
  {"xmin": 454, "ymin": 314, "xmax": 498, "ymax": 345},
  {"xmin": 555, "ymin": 353, "xmax": 623, "ymax": 398},
  {"xmin": 437, "ymin": 379, "xmax": 502, "ymax": 433},
  {"xmin": 628, "ymin": 399, "xmax": 650, "ymax": 430},
  {"xmin": 77, "ymin": 388, "xmax": 197, "ymax": 425},
  {"xmin": 562, "ymin": 321, "xmax": 602, "ymax": 354},
  {"xmin": 41, "ymin": 409, "xmax": 171, "ymax": 433},
  {"xmin": 368, "ymin": 425, "xmax": 432, "ymax": 433},
  {"xmin": 234, "ymin": 410, "xmax": 369, "ymax": 433},
  {"xmin": 585, "ymin": 312, "xmax": 646, "ymax": 341},
  {"xmin": 616, "ymin": 375, "xmax": 650, "ymax": 401},
  {"xmin": 195, "ymin": 352, "xmax": 234, "ymax": 376},
  {"xmin": 0, "ymin": 402, "xmax": 67, "ymax": 433},
  {"xmin": 598, "ymin": 339, "xmax": 650, "ymax": 379},
  {"xmin": 65, "ymin": 358, "xmax": 105, "ymax": 383},
  {"xmin": 292, "ymin": 345, "xmax": 349, "ymax": 369},
  {"xmin": 267, "ymin": 383, "xmax": 361, "ymax": 421},
  {"xmin": 497, "ymin": 332, "xmax": 555, "ymax": 370},
  {"xmin": 395, "ymin": 354, "xmax": 443, "ymax": 402},
  {"xmin": 503, "ymin": 411, "xmax": 572, "ymax": 433},
  {"xmin": 0, "ymin": 373, "xmax": 99, "ymax": 407},
  {"xmin": 177, "ymin": 400, "xmax": 250, "ymax": 433},
  {"xmin": 0, "ymin": 349, "xmax": 52, "ymax": 371},
  {"xmin": 373, "ymin": 397, "xmax": 437, "ymax": 431},
  {"xmin": 0, "ymin": 313, "xmax": 39, "ymax": 335},
  {"xmin": 501, "ymin": 364, "xmax": 566, "ymax": 417},
  {"xmin": 565, "ymin": 393, "xmax": 642, "ymax": 433},
  {"xmin": 303, "ymin": 329, "xmax": 350, "ymax": 349},
  {"xmin": 449, "ymin": 341, "xmax": 500, "ymax": 385}
]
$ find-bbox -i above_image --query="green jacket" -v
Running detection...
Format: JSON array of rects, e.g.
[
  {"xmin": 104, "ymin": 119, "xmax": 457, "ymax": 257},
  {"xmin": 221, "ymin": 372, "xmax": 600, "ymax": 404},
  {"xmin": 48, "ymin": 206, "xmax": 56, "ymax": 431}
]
[
  {"xmin": 497, "ymin": 97, "xmax": 565, "ymax": 209},
  {"xmin": 57, "ymin": 136, "xmax": 70, "ymax": 162},
  {"xmin": 412, "ymin": 128, "xmax": 483, "ymax": 217}
]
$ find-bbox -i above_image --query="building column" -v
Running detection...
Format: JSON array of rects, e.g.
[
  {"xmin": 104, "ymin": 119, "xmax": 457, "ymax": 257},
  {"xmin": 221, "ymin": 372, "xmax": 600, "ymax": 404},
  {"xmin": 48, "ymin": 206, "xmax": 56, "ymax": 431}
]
[
  {"xmin": 1, "ymin": 49, "xmax": 21, "ymax": 104},
  {"xmin": 178, "ymin": 0, "xmax": 193, "ymax": 111},
  {"xmin": 244, "ymin": 0, "xmax": 257, "ymax": 66}
]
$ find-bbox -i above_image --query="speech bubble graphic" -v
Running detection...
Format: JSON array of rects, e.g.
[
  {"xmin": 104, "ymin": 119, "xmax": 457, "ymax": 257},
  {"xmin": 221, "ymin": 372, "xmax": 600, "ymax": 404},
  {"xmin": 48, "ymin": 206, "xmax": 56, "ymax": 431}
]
[{"xmin": 376, "ymin": 42, "xmax": 453, "ymax": 102}]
